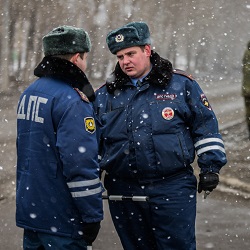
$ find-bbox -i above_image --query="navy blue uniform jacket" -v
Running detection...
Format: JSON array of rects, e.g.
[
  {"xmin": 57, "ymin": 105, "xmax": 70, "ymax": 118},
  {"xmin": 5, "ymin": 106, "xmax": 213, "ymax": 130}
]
[
  {"xmin": 93, "ymin": 51, "xmax": 227, "ymax": 182},
  {"xmin": 16, "ymin": 57, "xmax": 103, "ymax": 239}
]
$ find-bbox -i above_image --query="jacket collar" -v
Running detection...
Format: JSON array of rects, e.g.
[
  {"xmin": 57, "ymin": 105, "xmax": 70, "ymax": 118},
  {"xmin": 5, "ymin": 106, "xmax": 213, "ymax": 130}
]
[
  {"xmin": 34, "ymin": 56, "xmax": 95, "ymax": 102},
  {"xmin": 106, "ymin": 51, "xmax": 173, "ymax": 93}
]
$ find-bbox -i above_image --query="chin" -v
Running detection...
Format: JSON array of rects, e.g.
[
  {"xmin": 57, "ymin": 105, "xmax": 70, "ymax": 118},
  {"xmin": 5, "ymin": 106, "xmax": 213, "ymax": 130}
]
[{"xmin": 126, "ymin": 72, "xmax": 136, "ymax": 77}]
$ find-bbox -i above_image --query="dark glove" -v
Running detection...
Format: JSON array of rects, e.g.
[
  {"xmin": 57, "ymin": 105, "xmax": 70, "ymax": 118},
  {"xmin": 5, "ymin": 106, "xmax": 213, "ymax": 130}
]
[
  {"xmin": 82, "ymin": 222, "xmax": 101, "ymax": 245},
  {"xmin": 198, "ymin": 172, "xmax": 219, "ymax": 193}
]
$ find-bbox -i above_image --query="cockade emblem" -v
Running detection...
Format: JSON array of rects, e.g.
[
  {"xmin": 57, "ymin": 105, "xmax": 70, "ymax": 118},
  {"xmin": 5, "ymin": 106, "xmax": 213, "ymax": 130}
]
[{"xmin": 115, "ymin": 34, "xmax": 124, "ymax": 43}]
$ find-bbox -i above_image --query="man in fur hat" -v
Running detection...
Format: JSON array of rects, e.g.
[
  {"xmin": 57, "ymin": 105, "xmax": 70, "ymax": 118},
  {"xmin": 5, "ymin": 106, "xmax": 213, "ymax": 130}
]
[
  {"xmin": 93, "ymin": 21, "xmax": 227, "ymax": 250},
  {"xmin": 16, "ymin": 25, "xmax": 103, "ymax": 249}
]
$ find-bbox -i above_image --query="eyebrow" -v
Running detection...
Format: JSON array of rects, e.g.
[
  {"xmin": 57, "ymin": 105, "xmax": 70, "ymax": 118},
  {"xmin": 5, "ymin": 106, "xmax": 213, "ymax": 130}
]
[{"xmin": 117, "ymin": 50, "xmax": 137, "ymax": 57}]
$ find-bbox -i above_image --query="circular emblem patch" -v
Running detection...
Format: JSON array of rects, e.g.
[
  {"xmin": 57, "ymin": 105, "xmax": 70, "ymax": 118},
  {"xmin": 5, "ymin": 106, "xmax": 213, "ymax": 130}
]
[
  {"xmin": 162, "ymin": 107, "xmax": 174, "ymax": 120},
  {"xmin": 115, "ymin": 34, "xmax": 124, "ymax": 43}
]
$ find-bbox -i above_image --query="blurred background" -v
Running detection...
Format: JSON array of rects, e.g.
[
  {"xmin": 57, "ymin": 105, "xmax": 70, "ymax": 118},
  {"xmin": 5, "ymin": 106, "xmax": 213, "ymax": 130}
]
[{"xmin": 0, "ymin": 0, "xmax": 249, "ymax": 92}]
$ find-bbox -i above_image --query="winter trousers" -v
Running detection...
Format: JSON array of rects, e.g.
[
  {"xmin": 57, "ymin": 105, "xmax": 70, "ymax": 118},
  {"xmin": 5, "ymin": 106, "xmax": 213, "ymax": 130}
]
[
  {"xmin": 104, "ymin": 171, "xmax": 197, "ymax": 250},
  {"xmin": 23, "ymin": 229, "xmax": 89, "ymax": 250}
]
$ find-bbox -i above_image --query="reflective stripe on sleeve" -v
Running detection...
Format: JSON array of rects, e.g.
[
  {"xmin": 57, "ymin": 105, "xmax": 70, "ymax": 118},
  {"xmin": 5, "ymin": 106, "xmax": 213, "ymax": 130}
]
[
  {"xmin": 194, "ymin": 138, "xmax": 224, "ymax": 148},
  {"xmin": 67, "ymin": 177, "xmax": 100, "ymax": 188},
  {"xmin": 71, "ymin": 186, "xmax": 102, "ymax": 198},
  {"xmin": 67, "ymin": 177, "xmax": 102, "ymax": 198},
  {"xmin": 196, "ymin": 145, "xmax": 226, "ymax": 156}
]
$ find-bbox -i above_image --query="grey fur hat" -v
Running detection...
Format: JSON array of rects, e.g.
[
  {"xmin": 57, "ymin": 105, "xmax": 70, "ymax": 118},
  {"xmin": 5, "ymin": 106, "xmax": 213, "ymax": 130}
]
[
  {"xmin": 106, "ymin": 21, "xmax": 151, "ymax": 54},
  {"xmin": 43, "ymin": 25, "xmax": 91, "ymax": 56}
]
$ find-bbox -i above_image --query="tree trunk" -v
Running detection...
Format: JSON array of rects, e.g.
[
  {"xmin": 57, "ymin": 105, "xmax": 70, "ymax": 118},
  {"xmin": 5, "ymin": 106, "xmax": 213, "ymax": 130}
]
[{"xmin": 0, "ymin": 1, "xmax": 10, "ymax": 92}]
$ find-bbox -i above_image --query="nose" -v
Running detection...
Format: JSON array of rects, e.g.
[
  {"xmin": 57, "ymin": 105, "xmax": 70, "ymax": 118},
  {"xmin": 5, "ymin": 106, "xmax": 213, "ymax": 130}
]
[{"xmin": 123, "ymin": 55, "xmax": 130, "ymax": 65}]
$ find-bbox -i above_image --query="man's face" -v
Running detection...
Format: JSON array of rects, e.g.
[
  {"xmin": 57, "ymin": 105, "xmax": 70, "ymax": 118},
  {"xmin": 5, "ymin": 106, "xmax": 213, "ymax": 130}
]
[{"xmin": 116, "ymin": 45, "xmax": 151, "ymax": 79}]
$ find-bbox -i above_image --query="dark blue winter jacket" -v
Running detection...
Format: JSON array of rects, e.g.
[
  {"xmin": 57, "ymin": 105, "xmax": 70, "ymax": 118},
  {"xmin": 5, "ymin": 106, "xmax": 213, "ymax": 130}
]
[
  {"xmin": 16, "ymin": 57, "xmax": 103, "ymax": 239},
  {"xmin": 93, "ymin": 51, "xmax": 227, "ymax": 182}
]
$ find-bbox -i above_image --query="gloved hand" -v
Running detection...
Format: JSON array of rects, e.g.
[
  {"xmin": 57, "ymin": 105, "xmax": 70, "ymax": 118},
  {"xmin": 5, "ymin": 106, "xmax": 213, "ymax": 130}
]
[
  {"xmin": 82, "ymin": 222, "xmax": 101, "ymax": 245},
  {"xmin": 198, "ymin": 172, "xmax": 219, "ymax": 193}
]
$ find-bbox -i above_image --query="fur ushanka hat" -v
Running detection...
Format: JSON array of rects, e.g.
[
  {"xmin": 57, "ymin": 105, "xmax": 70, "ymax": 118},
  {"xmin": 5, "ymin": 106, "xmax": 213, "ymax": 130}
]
[
  {"xmin": 106, "ymin": 21, "xmax": 151, "ymax": 54},
  {"xmin": 43, "ymin": 25, "xmax": 91, "ymax": 56}
]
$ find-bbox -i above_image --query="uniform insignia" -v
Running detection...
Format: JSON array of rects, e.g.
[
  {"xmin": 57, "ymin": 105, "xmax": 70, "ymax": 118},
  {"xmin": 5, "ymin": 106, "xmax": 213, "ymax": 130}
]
[
  {"xmin": 200, "ymin": 94, "xmax": 212, "ymax": 110},
  {"xmin": 162, "ymin": 107, "xmax": 174, "ymax": 120},
  {"xmin": 84, "ymin": 117, "xmax": 96, "ymax": 134},
  {"xmin": 115, "ymin": 34, "xmax": 124, "ymax": 43},
  {"xmin": 173, "ymin": 69, "xmax": 194, "ymax": 80},
  {"xmin": 74, "ymin": 88, "xmax": 89, "ymax": 103},
  {"xmin": 94, "ymin": 83, "xmax": 106, "ymax": 92},
  {"xmin": 156, "ymin": 93, "xmax": 177, "ymax": 100}
]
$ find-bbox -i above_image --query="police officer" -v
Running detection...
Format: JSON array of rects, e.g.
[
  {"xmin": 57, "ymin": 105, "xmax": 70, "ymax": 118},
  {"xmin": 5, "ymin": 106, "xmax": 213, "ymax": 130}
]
[
  {"xmin": 16, "ymin": 26, "xmax": 103, "ymax": 249},
  {"xmin": 93, "ymin": 22, "xmax": 227, "ymax": 250},
  {"xmin": 242, "ymin": 40, "xmax": 250, "ymax": 138}
]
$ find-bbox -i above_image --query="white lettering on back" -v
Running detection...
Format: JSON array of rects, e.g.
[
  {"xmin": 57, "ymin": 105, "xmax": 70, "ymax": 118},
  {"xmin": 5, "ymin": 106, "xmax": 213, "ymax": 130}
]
[{"xmin": 17, "ymin": 95, "xmax": 48, "ymax": 123}]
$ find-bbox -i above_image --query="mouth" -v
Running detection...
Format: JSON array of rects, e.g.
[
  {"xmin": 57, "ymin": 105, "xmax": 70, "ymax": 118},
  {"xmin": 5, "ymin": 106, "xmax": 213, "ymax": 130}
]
[{"xmin": 125, "ymin": 67, "xmax": 133, "ymax": 72}]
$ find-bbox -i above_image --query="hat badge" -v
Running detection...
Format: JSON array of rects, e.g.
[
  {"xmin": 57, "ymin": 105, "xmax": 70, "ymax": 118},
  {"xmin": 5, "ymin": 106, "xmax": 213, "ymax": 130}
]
[{"xmin": 115, "ymin": 34, "xmax": 124, "ymax": 43}]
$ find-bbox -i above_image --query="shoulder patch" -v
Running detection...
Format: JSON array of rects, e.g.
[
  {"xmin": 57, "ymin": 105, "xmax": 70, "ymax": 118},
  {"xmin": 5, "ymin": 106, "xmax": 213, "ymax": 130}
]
[
  {"xmin": 74, "ymin": 88, "xmax": 89, "ymax": 103},
  {"xmin": 200, "ymin": 93, "xmax": 212, "ymax": 110},
  {"xmin": 84, "ymin": 117, "xmax": 96, "ymax": 134},
  {"xmin": 173, "ymin": 69, "xmax": 195, "ymax": 80}
]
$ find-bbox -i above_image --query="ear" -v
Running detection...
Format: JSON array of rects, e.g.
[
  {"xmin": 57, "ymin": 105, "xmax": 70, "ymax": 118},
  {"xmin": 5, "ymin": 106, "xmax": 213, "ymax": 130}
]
[
  {"xmin": 70, "ymin": 53, "xmax": 79, "ymax": 64},
  {"xmin": 144, "ymin": 45, "xmax": 151, "ymax": 57}
]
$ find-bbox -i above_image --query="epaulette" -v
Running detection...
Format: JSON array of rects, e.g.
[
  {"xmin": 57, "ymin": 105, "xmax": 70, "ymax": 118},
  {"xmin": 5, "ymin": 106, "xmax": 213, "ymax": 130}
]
[
  {"xmin": 94, "ymin": 83, "xmax": 106, "ymax": 92},
  {"xmin": 173, "ymin": 69, "xmax": 195, "ymax": 80},
  {"xmin": 74, "ymin": 88, "xmax": 89, "ymax": 103}
]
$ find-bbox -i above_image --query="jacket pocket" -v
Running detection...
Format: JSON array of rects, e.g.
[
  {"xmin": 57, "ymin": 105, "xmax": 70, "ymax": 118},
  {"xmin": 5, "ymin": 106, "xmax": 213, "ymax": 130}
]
[{"xmin": 152, "ymin": 133, "xmax": 191, "ymax": 175}]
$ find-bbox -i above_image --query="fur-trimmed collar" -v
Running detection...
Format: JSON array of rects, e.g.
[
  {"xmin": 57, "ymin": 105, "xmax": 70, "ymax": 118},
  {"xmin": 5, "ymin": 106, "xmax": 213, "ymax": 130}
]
[
  {"xmin": 106, "ymin": 51, "xmax": 173, "ymax": 93},
  {"xmin": 34, "ymin": 56, "xmax": 95, "ymax": 102}
]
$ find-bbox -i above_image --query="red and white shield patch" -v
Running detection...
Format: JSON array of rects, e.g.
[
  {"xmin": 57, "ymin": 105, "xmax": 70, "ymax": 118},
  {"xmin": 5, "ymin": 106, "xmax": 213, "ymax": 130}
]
[{"xmin": 162, "ymin": 107, "xmax": 174, "ymax": 120}]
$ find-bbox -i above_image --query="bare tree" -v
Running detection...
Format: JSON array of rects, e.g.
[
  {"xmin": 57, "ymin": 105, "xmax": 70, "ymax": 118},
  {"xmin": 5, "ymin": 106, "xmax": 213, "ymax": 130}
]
[
  {"xmin": 0, "ymin": 0, "xmax": 10, "ymax": 92},
  {"xmin": 0, "ymin": 0, "xmax": 249, "ymax": 91}
]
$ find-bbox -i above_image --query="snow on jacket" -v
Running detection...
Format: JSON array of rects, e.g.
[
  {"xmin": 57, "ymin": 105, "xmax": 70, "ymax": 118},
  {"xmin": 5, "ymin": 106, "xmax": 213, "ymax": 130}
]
[
  {"xmin": 93, "ymin": 51, "xmax": 227, "ymax": 182},
  {"xmin": 16, "ymin": 57, "xmax": 103, "ymax": 239}
]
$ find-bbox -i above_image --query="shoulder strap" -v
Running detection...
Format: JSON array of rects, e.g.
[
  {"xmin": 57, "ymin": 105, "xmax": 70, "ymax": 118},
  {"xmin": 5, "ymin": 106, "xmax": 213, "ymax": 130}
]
[
  {"xmin": 173, "ymin": 69, "xmax": 195, "ymax": 80},
  {"xmin": 74, "ymin": 88, "xmax": 89, "ymax": 103},
  {"xmin": 95, "ymin": 83, "xmax": 107, "ymax": 92}
]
